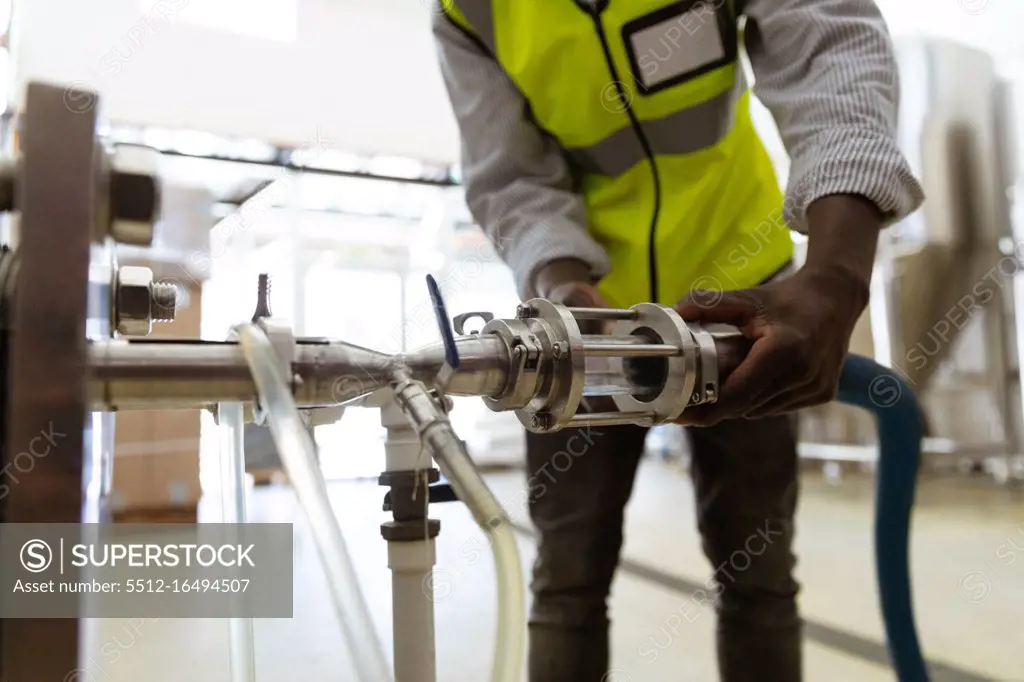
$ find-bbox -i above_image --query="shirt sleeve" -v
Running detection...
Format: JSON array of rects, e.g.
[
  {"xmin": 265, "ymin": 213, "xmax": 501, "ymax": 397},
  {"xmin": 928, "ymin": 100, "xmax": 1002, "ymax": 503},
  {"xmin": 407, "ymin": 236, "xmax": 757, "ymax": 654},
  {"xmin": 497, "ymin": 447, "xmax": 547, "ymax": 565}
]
[
  {"xmin": 740, "ymin": 0, "xmax": 925, "ymax": 231},
  {"xmin": 432, "ymin": 12, "xmax": 611, "ymax": 299}
]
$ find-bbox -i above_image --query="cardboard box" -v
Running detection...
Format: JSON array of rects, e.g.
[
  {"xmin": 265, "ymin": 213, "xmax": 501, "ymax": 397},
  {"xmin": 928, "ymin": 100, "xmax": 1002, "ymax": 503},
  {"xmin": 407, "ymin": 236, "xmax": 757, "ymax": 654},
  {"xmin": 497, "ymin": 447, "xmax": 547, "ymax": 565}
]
[
  {"xmin": 111, "ymin": 412, "xmax": 202, "ymax": 511},
  {"xmin": 111, "ymin": 276, "xmax": 203, "ymax": 515}
]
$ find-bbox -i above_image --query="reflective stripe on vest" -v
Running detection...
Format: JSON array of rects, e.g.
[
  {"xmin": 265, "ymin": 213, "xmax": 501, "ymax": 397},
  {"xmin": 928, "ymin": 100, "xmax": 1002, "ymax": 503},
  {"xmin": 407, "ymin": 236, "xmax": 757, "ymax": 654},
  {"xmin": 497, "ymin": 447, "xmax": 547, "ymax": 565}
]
[
  {"xmin": 445, "ymin": 0, "xmax": 793, "ymax": 308},
  {"xmin": 563, "ymin": 76, "xmax": 741, "ymax": 177}
]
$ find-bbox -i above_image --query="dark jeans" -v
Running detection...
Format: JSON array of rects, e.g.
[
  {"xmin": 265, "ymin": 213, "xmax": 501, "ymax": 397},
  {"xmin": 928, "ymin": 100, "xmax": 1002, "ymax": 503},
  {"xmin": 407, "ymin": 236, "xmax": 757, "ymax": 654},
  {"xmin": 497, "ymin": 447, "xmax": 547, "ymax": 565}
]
[{"xmin": 525, "ymin": 415, "xmax": 801, "ymax": 682}]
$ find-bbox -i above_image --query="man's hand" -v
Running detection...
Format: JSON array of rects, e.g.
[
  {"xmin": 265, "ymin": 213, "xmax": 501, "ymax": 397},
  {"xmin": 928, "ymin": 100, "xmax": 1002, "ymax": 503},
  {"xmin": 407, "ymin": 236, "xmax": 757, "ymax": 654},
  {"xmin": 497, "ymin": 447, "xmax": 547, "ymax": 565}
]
[
  {"xmin": 534, "ymin": 258, "xmax": 609, "ymax": 332},
  {"xmin": 675, "ymin": 194, "xmax": 882, "ymax": 426},
  {"xmin": 533, "ymin": 258, "xmax": 616, "ymax": 412},
  {"xmin": 546, "ymin": 281, "xmax": 607, "ymax": 308},
  {"xmin": 534, "ymin": 258, "xmax": 607, "ymax": 308}
]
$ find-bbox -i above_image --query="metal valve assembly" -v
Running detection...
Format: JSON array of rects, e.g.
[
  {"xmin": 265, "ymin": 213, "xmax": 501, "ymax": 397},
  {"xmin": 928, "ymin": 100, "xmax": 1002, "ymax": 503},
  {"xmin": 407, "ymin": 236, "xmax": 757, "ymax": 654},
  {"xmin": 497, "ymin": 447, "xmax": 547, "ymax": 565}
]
[{"xmin": 86, "ymin": 293, "xmax": 744, "ymax": 433}]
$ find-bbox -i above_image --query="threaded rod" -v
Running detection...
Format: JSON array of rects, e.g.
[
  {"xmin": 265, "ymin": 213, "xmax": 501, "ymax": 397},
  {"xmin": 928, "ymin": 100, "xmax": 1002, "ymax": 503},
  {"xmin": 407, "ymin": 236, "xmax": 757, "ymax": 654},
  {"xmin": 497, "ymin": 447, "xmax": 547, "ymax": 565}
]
[
  {"xmin": 150, "ymin": 282, "xmax": 178, "ymax": 322},
  {"xmin": 568, "ymin": 411, "xmax": 656, "ymax": 428},
  {"xmin": 584, "ymin": 343, "xmax": 677, "ymax": 358},
  {"xmin": 567, "ymin": 307, "xmax": 636, "ymax": 321}
]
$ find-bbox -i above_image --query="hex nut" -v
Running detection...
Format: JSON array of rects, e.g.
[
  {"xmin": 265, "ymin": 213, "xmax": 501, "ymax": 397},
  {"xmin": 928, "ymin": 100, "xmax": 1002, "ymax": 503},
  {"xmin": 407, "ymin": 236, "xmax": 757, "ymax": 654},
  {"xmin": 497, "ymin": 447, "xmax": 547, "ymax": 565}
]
[
  {"xmin": 116, "ymin": 266, "xmax": 156, "ymax": 336},
  {"xmin": 109, "ymin": 144, "xmax": 163, "ymax": 246}
]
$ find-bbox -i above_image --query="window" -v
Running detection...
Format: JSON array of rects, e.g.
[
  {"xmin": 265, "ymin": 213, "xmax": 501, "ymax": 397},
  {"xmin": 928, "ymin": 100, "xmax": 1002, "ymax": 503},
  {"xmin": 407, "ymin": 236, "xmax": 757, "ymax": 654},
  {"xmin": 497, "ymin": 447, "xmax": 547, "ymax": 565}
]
[
  {"xmin": 305, "ymin": 268, "xmax": 403, "ymax": 349},
  {"xmin": 303, "ymin": 266, "xmax": 404, "ymax": 479},
  {"xmin": 0, "ymin": 0, "xmax": 9, "ymax": 37},
  {"xmin": 139, "ymin": 0, "xmax": 298, "ymax": 42}
]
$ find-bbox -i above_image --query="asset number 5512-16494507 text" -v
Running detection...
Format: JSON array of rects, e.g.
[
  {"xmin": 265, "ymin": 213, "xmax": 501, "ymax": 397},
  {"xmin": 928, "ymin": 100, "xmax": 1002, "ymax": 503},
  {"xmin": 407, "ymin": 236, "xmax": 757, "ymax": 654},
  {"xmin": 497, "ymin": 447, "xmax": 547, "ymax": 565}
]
[{"xmin": 125, "ymin": 578, "xmax": 250, "ymax": 593}]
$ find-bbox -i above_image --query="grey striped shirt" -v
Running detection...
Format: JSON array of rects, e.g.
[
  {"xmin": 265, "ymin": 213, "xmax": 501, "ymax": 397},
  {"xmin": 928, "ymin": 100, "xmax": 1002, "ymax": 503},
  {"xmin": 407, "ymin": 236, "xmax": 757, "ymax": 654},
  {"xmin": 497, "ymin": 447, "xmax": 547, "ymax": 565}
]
[{"xmin": 432, "ymin": 0, "xmax": 925, "ymax": 299}]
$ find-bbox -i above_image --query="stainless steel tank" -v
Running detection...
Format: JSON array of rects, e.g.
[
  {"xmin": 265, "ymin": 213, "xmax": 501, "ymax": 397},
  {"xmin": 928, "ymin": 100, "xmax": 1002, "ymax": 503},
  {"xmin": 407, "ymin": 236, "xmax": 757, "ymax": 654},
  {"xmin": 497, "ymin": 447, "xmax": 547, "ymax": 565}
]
[{"xmin": 870, "ymin": 38, "xmax": 1021, "ymax": 472}]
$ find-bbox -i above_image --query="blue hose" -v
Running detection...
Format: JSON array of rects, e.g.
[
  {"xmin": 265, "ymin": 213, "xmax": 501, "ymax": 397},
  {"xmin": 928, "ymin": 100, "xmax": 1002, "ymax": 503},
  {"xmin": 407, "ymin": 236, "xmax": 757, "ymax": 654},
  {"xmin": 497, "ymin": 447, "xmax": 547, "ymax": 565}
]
[{"xmin": 835, "ymin": 353, "xmax": 929, "ymax": 682}]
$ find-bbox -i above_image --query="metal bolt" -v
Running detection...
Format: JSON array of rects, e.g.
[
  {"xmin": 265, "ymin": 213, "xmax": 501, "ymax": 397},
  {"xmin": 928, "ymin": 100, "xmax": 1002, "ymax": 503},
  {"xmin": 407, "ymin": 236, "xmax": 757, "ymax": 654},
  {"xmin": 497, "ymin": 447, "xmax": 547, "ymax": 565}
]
[
  {"xmin": 516, "ymin": 304, "xmax": 535, "ymax": 319},
  {"xmin": 551, "ymin": 342, "xmax": 564, "ymax": 359},
  {"xmin": 512, "ymin": 346, "xmax": 524, "ymax": 360},
  {"xmin": 690, "ymin": 392, "xmax": 702, "ymax": 405},
  {"xmin": 115, "ymin": 266, "xmax": 177, "ymax": 336},
  {"xmin": 108, "ymin": 144, "xmax": 163, "ymax": 246},
  {"xmin": 530, "ymin": 413, "xmax": 552, "ymax": 430},
  {"xmin": 251, "ymin": 273, "xmax": 272, "ymax": 322},
  {"xmin": 151, "ymin": 281, "xmax": 177, "ymax": 322}
]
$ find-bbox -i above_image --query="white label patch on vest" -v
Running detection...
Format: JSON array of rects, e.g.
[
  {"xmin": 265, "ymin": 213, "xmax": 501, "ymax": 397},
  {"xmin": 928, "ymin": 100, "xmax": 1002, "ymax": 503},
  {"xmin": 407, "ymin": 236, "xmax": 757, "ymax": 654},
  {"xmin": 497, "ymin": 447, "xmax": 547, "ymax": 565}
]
[{"xmin": 623, "ymin": 1, "xmax": 732, "ymax": 94}]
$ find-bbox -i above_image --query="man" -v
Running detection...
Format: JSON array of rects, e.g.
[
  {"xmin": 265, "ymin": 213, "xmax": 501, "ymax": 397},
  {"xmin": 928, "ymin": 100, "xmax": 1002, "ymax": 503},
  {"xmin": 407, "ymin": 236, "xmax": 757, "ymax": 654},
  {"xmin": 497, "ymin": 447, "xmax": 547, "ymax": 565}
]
[{"xmin": 432, "ymin": 1, "xmax": 923, "ymax": 680}]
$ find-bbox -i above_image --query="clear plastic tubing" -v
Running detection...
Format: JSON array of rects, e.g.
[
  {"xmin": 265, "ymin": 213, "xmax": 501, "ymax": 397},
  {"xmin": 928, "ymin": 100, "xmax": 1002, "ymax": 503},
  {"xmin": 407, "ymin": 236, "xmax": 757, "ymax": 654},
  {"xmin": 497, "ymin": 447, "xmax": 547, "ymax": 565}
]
[
  {"xmin": 217, "ymin": 402, "xmax": 256, "ymax": 682},
  {"xmin": 583, "ymin": 355, "xmax": 634, "ymax": 397},
  {"xmin": 488, "ymin": 527, "xmax": 526, "ymax": 682},
  {"xmin": 236, "ymin": 324, "xmax": 392, "ymax": 682},
  {"xmin": 390, "ymin": 376, "xmax": 525, "ymax": 682}
]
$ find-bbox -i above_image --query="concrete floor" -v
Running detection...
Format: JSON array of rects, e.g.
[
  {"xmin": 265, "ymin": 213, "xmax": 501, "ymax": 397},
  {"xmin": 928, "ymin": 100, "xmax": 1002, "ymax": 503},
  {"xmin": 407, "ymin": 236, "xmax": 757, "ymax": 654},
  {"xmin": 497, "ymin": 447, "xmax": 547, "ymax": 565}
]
[{"xmin": 86, "ymin": 460, "xmax": 1024, "ymax": 682}]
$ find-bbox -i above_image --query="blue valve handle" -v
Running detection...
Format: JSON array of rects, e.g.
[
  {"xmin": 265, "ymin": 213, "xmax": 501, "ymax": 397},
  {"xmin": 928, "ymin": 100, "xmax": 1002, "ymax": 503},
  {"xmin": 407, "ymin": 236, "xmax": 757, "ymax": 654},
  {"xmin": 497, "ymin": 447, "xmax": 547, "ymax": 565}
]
[{"xmin": 426, "ymin": 274, "xmax": 461, "ymax": 370}]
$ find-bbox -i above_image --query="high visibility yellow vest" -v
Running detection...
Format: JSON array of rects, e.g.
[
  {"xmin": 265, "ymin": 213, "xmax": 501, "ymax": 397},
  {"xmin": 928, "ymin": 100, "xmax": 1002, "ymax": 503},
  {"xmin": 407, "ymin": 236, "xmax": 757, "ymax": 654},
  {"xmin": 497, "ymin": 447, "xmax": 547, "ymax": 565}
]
[{"xmin": 444, "ymin": 0, "xmax": 793, "ymax": 308}]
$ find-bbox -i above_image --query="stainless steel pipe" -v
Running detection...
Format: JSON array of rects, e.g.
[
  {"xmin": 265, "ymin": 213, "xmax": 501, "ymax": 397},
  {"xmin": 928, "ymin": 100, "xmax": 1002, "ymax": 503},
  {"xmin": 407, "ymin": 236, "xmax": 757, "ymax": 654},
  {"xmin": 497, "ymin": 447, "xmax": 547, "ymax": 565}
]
[
  {"xmin": 87, "ymin": 322, "xmax": 751, "ymax": 425},
  {"xmin": 88, "ymin": 335, "xmax": 511, "ymax": 411}
]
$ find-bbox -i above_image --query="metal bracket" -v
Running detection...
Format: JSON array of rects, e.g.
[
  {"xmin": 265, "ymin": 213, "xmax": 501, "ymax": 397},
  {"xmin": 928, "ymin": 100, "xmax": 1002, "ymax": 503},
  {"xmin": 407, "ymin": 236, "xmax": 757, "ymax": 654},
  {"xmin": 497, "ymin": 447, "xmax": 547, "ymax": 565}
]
[
  {"xmin": 689, "ymin": 325, "xmax": 719, "ymax": 406},
  {"xmin": 3, "ymin": 79, "xmax": 100, "ymax": 682},
  {"xmin": 511, "ymin": 333, "xmax": 543, "ymax": 372},
  {"xmin": 453, "ymin": 311, "xmax": 494, "ymax": 335},
  {"xmin": 236, "ymin": 317, "xmax": 295, "ymax": 426}
]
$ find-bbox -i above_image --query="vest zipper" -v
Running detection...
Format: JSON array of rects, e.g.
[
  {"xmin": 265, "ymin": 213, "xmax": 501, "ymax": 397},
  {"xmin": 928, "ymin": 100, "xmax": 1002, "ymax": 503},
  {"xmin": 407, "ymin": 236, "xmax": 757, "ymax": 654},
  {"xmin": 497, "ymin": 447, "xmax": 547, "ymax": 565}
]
[{"xmin": 583, "ymin": 4, "xmax": 662, "ymax": 304}]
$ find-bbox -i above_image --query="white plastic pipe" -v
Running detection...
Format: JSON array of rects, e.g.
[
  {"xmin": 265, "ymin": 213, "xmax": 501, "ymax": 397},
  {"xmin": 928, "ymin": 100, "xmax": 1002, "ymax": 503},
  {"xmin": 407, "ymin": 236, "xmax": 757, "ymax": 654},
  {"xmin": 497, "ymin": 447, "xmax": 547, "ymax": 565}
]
[
  {"xmin": 389, "ymin": 375, "xmax": 525, "ymax": 682},
  {"xmin": 388, "ymin": 542, "xmax": 437, "ymax": 682}
]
